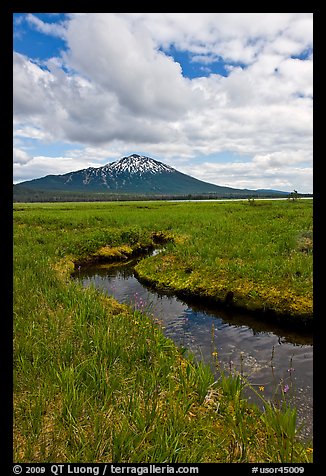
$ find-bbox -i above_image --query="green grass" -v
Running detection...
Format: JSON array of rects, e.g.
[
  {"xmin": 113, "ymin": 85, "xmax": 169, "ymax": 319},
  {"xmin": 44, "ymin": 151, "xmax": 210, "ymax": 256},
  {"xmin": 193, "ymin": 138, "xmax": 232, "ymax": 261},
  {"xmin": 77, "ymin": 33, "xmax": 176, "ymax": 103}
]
[
  {"xmin": 13, "ymin": 200, "xmax": 313, "ymax": 462},
  {"xmin": 134, "ymin": 200, "xmax": 312, "ymax": 320}
]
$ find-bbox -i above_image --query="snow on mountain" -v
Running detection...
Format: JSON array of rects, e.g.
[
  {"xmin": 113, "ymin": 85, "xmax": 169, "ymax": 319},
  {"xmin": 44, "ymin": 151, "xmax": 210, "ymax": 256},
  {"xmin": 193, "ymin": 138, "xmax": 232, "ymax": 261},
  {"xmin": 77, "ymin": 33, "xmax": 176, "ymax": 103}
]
[
  {"xmin": 75, "ymin": 154, "xmax": 175, "ymax": 187},
  {"xmin": 109, "ymin": 154, "xmax": 174, "ymax": 175}
]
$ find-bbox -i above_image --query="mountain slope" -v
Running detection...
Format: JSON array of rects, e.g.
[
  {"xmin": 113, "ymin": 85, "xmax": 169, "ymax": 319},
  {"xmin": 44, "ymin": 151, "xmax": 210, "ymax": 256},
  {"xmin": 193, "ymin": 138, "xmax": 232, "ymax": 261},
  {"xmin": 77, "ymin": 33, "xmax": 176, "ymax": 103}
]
[{"xmin": 15, "ymin": 154, "xmax": 289, "ymax": 196}]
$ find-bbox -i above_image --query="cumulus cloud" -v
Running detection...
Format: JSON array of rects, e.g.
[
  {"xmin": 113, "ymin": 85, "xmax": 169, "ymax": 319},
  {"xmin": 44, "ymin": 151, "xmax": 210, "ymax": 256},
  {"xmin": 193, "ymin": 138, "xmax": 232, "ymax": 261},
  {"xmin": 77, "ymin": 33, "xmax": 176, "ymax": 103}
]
[
  {"xmin": 13, "ymin": 53, "xmax": 51, "ymax": 117},
  {"xmin": 121, "ymin": 13, "xmax": 312, "ymax": 63},
  {"xmin": 13, "ymin": 148, "xmax": 32, "ymax": 165},
  {"xmin": 62, "ymin": 13, "xmax": 194, "ymax": 120},
  {"xmin": 14, "ymin": 155, "xmax": 100, "ymax": 182},
  {"xmin": 13, "ymin": 13, "xmax": 313, "ymax": 192},
  {"xmin": 179, "ymin": 154, "xmax": 313, "ymax": 192}
]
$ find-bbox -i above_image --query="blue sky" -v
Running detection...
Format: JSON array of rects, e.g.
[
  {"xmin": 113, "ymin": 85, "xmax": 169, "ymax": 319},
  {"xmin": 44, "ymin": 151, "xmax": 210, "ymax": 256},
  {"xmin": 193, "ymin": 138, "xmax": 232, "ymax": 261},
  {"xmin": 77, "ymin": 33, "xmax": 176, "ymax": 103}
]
[
  {"xmin": 13, "ymin": 14, "xmax": 242, "ymax": 79},
  {"xmin": 160, "ymin": 44, "xmax": 246, "ymax": 78},
  {"xmin": 14, "ymin": 14, "xmax": 67, "ymax": 59},
  {"xmin": 13, "ymin": 13, "xmax": 313, "ymax": 192}
]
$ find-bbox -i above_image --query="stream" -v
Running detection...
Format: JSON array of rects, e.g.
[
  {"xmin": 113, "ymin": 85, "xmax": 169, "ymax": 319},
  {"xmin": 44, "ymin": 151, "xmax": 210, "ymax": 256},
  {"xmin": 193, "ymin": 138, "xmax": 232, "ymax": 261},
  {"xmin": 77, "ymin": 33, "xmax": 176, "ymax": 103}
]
[{"xmin": 73, "ymin": 253, "xmax": 313, "ymax": 441}]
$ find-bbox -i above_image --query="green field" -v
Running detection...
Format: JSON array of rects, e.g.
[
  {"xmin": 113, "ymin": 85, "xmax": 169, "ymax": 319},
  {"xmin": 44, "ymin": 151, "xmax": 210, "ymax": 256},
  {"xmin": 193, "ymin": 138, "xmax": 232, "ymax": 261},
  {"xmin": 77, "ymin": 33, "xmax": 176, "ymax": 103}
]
[{"xmin": 13, "ymin": 199, "xmax": 313, "ymax": 462}]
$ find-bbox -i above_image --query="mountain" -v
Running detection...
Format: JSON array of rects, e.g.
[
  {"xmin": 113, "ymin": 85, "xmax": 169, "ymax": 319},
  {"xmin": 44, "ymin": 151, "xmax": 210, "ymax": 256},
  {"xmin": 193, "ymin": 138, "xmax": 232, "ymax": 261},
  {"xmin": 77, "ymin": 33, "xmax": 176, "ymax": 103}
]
[{"xmin": 14, "ymin": 154, "xmax": 289, "ymax": 198}]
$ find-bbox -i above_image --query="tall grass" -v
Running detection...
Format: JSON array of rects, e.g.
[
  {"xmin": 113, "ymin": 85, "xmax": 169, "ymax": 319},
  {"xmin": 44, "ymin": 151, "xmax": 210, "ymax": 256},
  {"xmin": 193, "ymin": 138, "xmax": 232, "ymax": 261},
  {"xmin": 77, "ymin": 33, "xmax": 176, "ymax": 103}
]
[
  {"xmin": 13, "ymin": 200, "xmax": 313, "ymax": 462},
  {"xmin": 134, "ymin": 200, "xmax": 313, "ymax": 319}
]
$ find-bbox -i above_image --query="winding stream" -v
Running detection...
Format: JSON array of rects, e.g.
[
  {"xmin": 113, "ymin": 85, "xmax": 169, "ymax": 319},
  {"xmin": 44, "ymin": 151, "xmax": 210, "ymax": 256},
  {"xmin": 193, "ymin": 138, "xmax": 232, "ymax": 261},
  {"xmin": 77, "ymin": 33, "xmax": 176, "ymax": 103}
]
[{"xmin": 73, "ymin": 253, "xmax": 313, "ymax": 441}]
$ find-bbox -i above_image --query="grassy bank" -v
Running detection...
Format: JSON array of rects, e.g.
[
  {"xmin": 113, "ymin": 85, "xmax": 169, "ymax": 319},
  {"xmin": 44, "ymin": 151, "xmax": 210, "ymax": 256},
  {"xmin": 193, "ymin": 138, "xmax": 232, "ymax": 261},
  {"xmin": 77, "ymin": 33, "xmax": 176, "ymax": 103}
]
[
  {"xmin": 13, "ymin": 200, "xmax": 313, "ymax": 462},
  {"xmin": 134, "ymin": 200, "xmax": 312, "ymax": 322}
]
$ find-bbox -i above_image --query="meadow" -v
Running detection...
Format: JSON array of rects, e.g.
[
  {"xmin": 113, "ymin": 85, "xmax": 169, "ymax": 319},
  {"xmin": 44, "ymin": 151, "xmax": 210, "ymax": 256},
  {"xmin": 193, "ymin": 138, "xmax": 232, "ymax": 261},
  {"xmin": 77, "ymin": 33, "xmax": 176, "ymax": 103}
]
[{"xmin": 13, "ymin": 199, "xmax": 313, "ymax": 462}]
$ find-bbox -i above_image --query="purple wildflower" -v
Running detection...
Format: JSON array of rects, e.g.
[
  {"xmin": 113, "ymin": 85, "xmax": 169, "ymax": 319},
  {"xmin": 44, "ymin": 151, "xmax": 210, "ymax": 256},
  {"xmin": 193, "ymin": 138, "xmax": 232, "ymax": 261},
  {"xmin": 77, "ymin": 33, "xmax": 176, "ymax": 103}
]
[{"xmin": 283, "ymin": 384, "xmax": 290, "ymax": 393}]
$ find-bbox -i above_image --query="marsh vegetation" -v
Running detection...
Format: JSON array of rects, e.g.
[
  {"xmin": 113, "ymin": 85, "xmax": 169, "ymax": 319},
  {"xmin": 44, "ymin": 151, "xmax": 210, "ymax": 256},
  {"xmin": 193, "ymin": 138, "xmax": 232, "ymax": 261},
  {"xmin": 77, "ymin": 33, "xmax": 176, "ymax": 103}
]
[{"xmin": 13, "ymin": 199, "xmax": 313, "ymax": 462}]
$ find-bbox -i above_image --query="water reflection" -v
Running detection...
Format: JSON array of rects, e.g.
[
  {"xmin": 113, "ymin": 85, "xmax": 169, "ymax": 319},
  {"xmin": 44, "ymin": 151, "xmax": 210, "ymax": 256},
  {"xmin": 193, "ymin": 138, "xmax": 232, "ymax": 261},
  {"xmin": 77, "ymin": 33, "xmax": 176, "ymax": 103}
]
[{"xmin": 73, "ymin": 258, "xmax": 313, "ymax": 441}]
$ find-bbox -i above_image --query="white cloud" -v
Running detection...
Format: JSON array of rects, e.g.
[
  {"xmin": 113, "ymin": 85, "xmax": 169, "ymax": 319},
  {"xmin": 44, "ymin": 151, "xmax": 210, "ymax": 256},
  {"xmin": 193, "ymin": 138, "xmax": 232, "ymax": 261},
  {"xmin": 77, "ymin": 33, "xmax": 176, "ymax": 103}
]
[
  {"xmin": 119, "ymin": 13, "xmax": 312, "ymax": 64},
  {"xmin": 62, "ymin": 13, "xmax": 194, "ymax": 120},
  {"xmin": 178, "ymin": 154, "xmax": 313, "ymax": 193},
  {"xmin": 253, "ymin": 150, "xmax": 312, "ymax": 167},
  {"xmin": 14, "ymin": 124, "xmax": 50, "ymax": 141},
  {"xmin": 25, "ymin": 13, "xmax": 67, "ymax": 38},
  {"xmin": 13, "ymin": 53, "xmax": 51, "ymax": 117},
  {"xmin": 13, "ymin": 148, "xmax": 32, "ymax": 165},
  {"xmin": 13, "ymin": 13, "xmax": 313, "ymax": 192},
  {"xmin": 13, "ymin": 155, "xmax": 99, "ymax": 182}
]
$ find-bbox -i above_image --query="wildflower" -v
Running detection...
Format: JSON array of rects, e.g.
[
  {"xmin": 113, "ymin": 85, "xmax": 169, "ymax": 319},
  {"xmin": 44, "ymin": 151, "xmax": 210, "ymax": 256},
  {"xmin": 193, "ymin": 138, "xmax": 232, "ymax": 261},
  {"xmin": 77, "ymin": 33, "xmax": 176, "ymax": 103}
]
[
  {"xmin": 78, "ymin": 265, "xmax": 81, "ymax": 272},
  {"xmin": 283, "ymin": 384, "xmax": 290, "ymax": 393},
  {"xmin": 287, "ymin": 367, "xmax": 295, "ymax": 373},
  {"xmin": 212, "ymin": 351, "xmax": 218, "ymax": 357},
  {"xmin": 259, "ymin": 386, "xmax": 265, "ymax": 392}
]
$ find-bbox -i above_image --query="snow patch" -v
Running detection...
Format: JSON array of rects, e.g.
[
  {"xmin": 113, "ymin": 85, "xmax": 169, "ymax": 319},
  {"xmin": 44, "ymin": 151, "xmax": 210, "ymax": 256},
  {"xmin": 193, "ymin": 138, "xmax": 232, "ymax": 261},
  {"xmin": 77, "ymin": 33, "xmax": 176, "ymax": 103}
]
[{"xmin": 108, "ymin": 154, "xmax": 175, "ymax": 176}]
